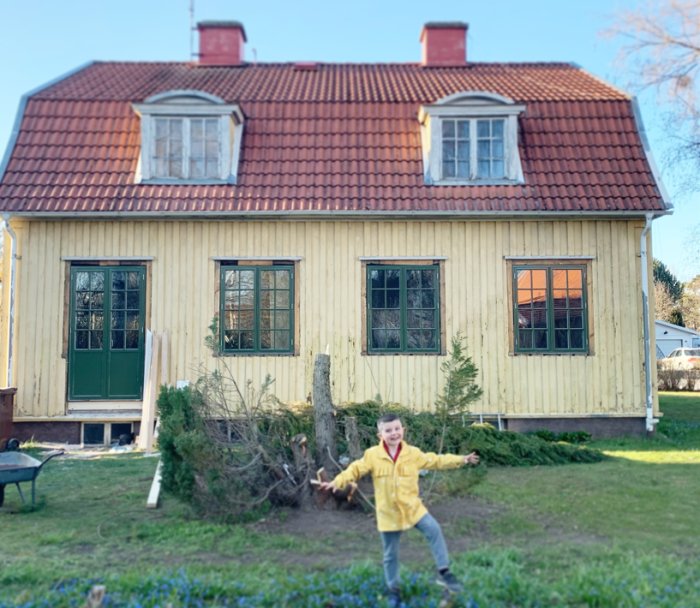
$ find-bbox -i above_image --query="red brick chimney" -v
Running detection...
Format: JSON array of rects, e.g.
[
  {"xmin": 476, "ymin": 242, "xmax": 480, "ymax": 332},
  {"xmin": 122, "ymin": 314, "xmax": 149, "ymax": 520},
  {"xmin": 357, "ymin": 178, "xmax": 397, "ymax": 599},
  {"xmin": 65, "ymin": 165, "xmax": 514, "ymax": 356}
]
[
  {"xmin": 420, "ymin": 22, "xmax": 468, "ymax": 67},
  {"xmin": 198, "ymin": 21, "xmax": 247, "ymax": 66}
]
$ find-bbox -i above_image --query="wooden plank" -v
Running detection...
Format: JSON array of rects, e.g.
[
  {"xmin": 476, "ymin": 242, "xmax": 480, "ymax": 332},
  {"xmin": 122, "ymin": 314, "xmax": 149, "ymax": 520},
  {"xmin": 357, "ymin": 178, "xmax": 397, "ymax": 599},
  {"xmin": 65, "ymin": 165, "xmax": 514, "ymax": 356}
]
[
  {"xmin": 137, "ymin": 331, "xmax": 159, "ymax": 452},
  {"xmin": 146, "ymin": 459, "xmax": 162, "ymax": 509}
]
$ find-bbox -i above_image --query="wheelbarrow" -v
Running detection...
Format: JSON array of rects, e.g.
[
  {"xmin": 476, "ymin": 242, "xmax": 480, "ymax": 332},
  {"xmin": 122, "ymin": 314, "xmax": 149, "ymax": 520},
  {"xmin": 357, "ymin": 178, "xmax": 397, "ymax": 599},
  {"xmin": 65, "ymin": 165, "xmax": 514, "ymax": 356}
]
[{"xmin": 0, "ymin": 450, "xmax": 63, "ymax": 507}]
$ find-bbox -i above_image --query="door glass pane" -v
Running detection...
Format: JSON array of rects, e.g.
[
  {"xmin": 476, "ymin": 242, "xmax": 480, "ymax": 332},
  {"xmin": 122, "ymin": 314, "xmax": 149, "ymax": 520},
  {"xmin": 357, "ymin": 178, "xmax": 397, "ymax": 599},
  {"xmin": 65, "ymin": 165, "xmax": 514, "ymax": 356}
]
[
  {"xmin": 90, "ymin": 313, "xmax": 103, "ymax": 330},
  {"xmin": 125, "ymin": 330, "xmax": 139, "ymax": 349},
  {"xmin": 112, "ymin": 331, "xmax": 125, "ymax": 349},
  {"xmin": 126, "ymin": 313, "xmax": 140, "ymax": 330},
  {"xmin": 76, "ymin": 331, "xmax": 89, "ymax": 349},
  {"xmin": 90, "ymin": 330, "xmax": 103, "ymax": 349},
  {"xmin": 112, "ymin": 313, "xmax": 125, "ymax": 330}
]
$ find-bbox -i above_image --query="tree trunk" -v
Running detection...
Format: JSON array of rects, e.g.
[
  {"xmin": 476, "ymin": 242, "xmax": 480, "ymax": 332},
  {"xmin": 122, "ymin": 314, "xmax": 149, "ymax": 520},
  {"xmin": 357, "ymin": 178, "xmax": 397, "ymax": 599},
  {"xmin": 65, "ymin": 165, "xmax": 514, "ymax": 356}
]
[
  {"xmin": 345, "ymin": 415, "xmax": 363, "ymax": 461},
  {"xmin": 313, "ymin": 353, "xmax": 337, "ymax": 474}
]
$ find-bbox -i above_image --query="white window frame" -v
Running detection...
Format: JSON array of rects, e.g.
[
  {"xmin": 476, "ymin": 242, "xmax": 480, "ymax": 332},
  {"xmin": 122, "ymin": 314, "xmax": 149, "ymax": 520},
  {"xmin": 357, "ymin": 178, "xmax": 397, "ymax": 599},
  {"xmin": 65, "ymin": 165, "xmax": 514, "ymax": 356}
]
[
  {"xmin": 419, "ymin": 91, "xmax": 526, "ymax": 185},
  {"xmin": 133, "ymin": 90, "xmax": 244, "ymax": 184}
]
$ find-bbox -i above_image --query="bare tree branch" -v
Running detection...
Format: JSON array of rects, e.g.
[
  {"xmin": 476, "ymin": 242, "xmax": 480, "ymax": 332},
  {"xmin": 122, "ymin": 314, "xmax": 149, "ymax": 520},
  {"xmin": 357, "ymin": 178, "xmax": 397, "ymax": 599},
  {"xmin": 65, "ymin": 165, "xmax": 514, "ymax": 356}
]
[{"xmin": 607, "ymin": 0, "xmax": 700, "ymax": 182}]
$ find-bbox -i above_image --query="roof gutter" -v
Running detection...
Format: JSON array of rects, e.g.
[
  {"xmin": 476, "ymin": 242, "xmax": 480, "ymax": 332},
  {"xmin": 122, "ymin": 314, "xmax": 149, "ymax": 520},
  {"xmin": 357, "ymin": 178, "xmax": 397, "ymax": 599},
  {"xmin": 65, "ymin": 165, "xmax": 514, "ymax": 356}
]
[
  {"xmin": 1, "ymin": 214, "xmax": 17, "ymax": 388},
  {"xmin": 640, "ymin": 212, "xmax": 657, "ymax": 432},
  {"xmin": 0, "ymin": 209, "xmax": 672, "ymax": 221}
]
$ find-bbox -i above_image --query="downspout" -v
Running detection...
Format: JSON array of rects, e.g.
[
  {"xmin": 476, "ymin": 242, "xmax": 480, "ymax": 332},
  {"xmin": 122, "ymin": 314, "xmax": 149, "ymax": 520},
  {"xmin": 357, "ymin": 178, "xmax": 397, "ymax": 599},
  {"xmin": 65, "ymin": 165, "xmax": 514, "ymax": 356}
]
[{"xmin": 640, "ymin": 213, "xmax": 657, "ymax": 432}]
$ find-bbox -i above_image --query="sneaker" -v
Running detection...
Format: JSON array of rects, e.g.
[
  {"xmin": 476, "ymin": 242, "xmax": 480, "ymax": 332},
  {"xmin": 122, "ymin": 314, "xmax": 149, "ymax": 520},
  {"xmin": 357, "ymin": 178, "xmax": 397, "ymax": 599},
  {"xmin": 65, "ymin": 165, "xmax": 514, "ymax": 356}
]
[
  {"xmin": 387, "ymin": 587, "xmax": 401, "ymax": 607},
  {"xmin": 436, "ymin": 569, "xmax": 463, "ymax": 593}
]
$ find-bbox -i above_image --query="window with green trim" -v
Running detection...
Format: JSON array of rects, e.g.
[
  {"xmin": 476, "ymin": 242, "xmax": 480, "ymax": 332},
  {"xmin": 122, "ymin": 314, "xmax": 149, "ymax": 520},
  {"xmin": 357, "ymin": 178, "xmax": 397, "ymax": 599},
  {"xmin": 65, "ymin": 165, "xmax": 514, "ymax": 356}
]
[
  {"xmin": 220, "ymin": 265, "xmax": 294, "ymax": 353},
  {"xmin": 367, "ymin": 265, "xmax": 440, "ymax": 353},
  {"xmin": 513, "ymin": 265, "xmax": 588, "ymax": 353}
]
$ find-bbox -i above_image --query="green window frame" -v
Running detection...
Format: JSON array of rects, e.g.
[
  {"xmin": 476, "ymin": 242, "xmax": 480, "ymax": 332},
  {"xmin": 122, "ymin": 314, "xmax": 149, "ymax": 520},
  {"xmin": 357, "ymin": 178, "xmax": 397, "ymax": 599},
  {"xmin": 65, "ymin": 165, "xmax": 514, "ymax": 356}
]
[
  {"xmin": 513, "ymin": 264, "xmax": 588, "ymax": 354},
  {"xmin": 220, "ymin": 265, "xmax": 294, "ymax": 354},
  {"xmin": 367, "ymin": 264, "xmax": 440, "ymax": 354}
]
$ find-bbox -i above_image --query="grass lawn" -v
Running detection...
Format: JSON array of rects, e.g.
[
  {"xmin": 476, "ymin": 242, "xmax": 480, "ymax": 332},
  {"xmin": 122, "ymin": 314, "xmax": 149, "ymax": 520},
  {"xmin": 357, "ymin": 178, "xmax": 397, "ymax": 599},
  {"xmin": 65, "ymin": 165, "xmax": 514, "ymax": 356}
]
[{"xmin": 1, "ymin": 392, "xmax": 699, "ymax": 607}]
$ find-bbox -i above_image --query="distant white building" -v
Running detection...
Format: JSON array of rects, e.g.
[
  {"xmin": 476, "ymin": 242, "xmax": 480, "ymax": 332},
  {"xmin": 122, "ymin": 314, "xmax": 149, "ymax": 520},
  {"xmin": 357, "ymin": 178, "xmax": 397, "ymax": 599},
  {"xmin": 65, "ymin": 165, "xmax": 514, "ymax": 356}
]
[{"xmin": 655, "ymin": 320, "xmax": 700, "ymax": 357}]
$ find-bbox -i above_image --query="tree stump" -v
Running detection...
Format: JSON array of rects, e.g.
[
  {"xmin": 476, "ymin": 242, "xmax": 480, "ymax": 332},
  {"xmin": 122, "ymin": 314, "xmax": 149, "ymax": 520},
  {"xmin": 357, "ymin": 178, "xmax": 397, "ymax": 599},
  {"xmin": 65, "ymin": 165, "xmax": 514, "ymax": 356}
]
[{"xmin": 313, "ymin": 353, "xmax": 337, "ymax": 474}]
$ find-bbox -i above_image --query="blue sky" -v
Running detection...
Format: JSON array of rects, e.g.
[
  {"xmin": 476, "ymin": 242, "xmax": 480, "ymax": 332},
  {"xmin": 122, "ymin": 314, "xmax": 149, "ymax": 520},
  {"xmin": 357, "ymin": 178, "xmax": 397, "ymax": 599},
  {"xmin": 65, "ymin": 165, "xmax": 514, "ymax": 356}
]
[{"xmin": 0, "ymin": 0, "xmax": 697, "ymax": 280}]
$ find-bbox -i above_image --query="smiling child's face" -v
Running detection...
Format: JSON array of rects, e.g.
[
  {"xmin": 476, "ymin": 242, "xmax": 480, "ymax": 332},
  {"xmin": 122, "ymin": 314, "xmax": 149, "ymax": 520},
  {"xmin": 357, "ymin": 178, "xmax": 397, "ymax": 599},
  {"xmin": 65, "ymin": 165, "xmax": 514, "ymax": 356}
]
[{"xmin": 378, "ymin": 419, "xmax": 404, "ymax": 449}]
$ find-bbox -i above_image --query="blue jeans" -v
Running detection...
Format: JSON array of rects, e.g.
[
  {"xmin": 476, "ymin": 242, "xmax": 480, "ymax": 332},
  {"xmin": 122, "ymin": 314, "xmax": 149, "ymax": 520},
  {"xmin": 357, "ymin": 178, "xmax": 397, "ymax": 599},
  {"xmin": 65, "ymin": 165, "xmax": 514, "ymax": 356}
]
[{"xmin": 380, "ymin": 513, "xmax": 449, "ymax": 590}]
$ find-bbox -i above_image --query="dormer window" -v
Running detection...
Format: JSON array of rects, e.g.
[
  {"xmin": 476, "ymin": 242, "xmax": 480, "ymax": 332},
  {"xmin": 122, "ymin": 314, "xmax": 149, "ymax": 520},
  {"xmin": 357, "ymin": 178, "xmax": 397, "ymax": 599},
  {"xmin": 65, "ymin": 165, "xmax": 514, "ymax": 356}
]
[
  {"xmin": 153, "ymin": 117, "xmax": 218, "ymax": 179},
  {"xmin": 420, "ymin": 92, "xmax": 525, "ymax": 185},
  {"xmin": 133, "ymin": 90, "xmax": 244, "ymax": 184}
]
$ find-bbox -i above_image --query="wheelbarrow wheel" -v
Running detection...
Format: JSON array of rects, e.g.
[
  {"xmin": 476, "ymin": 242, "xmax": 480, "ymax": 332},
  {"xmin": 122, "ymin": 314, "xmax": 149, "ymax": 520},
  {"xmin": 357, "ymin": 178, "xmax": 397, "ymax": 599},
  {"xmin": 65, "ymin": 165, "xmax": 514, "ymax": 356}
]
[
  {"xmin": 0, "ymin": 484, "xmax": 5, "ymax": 507},
  {"xmin": 6, "ymin": 438, "xmax": 20, "ymax": 451}
]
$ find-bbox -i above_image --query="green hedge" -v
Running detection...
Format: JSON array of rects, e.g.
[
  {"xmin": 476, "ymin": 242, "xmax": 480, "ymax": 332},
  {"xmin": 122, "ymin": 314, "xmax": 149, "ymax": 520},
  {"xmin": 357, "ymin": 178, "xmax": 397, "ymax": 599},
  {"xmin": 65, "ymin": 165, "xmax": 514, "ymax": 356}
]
[{"xmin": 158, "ymin": 390, "xmax": 604, "ymax": 520}]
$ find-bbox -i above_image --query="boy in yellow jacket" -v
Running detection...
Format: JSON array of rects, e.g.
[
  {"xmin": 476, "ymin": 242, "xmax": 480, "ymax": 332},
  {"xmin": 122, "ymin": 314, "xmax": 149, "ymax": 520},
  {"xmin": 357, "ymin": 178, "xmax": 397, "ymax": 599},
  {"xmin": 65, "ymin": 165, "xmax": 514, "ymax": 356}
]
[{"xmin": 320, "ymin": 413, "xmax": 479, "ymax": 606}]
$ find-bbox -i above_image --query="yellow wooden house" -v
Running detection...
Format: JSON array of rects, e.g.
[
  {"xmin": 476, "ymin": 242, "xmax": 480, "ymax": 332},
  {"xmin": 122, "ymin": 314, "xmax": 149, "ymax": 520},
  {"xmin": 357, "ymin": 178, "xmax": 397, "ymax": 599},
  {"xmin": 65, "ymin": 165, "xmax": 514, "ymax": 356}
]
[{"xmin": 0, "ymin": 21, "xmax": 669, "ymax": 444}]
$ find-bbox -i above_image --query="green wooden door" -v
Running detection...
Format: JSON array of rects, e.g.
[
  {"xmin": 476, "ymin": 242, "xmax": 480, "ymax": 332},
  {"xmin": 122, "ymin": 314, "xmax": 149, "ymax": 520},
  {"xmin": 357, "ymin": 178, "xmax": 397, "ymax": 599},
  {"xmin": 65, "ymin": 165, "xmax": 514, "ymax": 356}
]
[{"xmin": 68, "ymin": 266, "xmax": 146, "ymax": 400}]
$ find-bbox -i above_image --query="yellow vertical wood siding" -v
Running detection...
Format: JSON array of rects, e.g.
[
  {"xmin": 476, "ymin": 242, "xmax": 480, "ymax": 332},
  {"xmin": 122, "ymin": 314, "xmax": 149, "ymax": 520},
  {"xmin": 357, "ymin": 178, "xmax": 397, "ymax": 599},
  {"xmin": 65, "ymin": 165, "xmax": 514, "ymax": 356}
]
[{"xmin": 7, "ymin": 218, "xmax": 655, "ymax": 419}]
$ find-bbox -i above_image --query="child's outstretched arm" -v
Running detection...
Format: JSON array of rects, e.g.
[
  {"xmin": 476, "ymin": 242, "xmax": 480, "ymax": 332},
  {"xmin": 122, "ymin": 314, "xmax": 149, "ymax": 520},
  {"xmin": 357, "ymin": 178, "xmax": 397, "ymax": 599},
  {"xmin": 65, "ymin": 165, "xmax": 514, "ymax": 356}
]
[
  {"xmin": 318, "ymin": 453, "xmax": 371, "ymax": 493},
  {"xmin": 417, "ymin": 449, "xmax": 480, "ymax": 470}
]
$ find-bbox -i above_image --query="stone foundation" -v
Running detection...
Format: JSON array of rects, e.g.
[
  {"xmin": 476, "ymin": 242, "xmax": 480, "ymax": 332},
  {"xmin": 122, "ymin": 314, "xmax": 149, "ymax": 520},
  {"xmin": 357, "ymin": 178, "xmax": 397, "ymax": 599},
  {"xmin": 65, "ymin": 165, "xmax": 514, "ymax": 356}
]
[
  {"xmin": 505, "ymin": 417, "xmax": 650, "ymax": 439},
  {"xmin": 9, "ymin": 421, "xmax": 141, "ymax": 444}
]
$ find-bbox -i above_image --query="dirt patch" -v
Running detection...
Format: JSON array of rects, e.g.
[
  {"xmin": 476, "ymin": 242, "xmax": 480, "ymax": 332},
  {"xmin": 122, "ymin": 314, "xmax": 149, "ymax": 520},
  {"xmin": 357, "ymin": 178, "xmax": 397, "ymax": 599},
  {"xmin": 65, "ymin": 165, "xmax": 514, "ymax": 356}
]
[{"xmin": 250, "ymin": 494, "xmax": 605, "ymax": 569}]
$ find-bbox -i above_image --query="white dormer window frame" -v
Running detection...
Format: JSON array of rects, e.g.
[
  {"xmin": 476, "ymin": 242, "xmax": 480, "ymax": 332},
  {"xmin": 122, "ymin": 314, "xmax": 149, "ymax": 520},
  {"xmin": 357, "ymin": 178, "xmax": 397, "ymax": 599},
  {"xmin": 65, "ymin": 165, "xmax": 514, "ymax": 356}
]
[
  {"xmin": 419, "ymin": 91, "xmax": 526, "ymax": 185},
  {"xmin": 133, "ymin": 90, "xmax": 245, "ymax": 184}
]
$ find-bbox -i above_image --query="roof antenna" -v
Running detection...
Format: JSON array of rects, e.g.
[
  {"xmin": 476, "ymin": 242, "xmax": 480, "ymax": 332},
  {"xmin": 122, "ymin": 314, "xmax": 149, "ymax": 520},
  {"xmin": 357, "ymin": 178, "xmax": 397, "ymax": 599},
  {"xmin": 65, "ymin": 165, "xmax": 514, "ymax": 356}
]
[{"xmin": 189, "ymin": 0, "xmax": 196, "ymax": 61}]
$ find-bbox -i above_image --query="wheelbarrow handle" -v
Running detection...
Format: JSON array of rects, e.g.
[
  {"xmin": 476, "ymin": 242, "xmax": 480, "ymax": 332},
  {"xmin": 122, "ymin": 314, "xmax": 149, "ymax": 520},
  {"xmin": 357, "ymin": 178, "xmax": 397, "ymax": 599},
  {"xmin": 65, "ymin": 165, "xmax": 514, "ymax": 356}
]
[{"xmin": 39, "ymin": 449, "xmax": 64, "ymax": 468}]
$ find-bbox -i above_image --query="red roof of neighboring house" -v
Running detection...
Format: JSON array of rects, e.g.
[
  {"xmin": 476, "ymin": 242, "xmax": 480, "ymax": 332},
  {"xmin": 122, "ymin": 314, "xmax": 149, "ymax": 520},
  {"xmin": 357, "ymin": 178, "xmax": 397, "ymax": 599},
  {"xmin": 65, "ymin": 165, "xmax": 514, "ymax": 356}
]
[{"xmin": 0, "ymin": 61, "xmax": 668, "ymax": 215}]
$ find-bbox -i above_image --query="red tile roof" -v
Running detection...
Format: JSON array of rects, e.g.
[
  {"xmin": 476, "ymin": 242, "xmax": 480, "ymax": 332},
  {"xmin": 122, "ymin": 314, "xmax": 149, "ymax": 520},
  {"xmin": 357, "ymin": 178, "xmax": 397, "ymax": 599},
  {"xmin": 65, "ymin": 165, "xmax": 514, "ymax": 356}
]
[{"xmin": 0, "ymin": 61, "xmax": 668, "ymax": 215}]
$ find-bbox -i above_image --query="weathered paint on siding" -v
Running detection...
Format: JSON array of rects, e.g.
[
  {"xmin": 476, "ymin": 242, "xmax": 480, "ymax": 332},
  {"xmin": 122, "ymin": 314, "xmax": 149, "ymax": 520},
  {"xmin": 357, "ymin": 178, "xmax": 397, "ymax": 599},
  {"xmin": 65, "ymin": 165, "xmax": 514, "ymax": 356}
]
[{"xmin": 5, "ymin": 218, "xmax": 657, "ymax": 419}]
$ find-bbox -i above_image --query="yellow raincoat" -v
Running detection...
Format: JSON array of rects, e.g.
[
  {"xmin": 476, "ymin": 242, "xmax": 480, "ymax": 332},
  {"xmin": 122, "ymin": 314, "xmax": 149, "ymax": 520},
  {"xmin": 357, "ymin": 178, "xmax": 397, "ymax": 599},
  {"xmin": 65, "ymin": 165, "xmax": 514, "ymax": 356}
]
[{"xmin": 332, "ymin": 440, "xmax": 464, "ymax": 532}]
